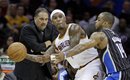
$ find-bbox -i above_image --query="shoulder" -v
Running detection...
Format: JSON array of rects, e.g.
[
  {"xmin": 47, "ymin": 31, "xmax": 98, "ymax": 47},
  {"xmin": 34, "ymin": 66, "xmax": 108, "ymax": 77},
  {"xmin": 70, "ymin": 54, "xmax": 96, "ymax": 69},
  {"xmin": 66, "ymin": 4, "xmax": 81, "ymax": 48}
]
[
  {"xmin": 69, "ymin": 23, "xmax": 80, "ymax": 30},
  {"xmin": 91, "ymin": 32, "xmax": 105, "ymax": 37},
  {"xmin": 21, "ymin": 22, "xmax": 37, "ymax": 34},
  {"xmin": 91, "ymin": 32, "xmax": 107, "ymax": 42},
  {"xmin": 22, "ymin": 22, "xmax": 36, "ymax": 30},
  {"xmin": 69, "ymin": 23, "xmax": 81, "ymax": 33},
  {"xmin": 21, "ymin": 24, "xmax": 31, "ymax": 32}
]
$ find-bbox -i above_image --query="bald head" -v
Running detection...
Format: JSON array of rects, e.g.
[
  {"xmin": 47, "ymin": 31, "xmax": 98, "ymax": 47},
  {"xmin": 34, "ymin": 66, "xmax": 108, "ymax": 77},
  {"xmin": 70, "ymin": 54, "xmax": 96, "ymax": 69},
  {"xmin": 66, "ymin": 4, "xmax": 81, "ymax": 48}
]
[
  {"xmin": 95, "ymin": 12, "xmax": 114, "ymax": 30},
  {"xmin": 99, "ymin": 12, "xmax": 114, "ymax": 25}
]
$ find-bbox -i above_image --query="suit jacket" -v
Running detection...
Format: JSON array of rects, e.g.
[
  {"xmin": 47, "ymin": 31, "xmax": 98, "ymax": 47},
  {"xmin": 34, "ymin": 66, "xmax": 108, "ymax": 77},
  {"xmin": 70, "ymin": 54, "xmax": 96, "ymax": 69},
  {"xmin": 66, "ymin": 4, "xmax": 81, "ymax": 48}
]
[{"xmin": 14, "ymin": 21, "xmax": 58, "ymax": 80}]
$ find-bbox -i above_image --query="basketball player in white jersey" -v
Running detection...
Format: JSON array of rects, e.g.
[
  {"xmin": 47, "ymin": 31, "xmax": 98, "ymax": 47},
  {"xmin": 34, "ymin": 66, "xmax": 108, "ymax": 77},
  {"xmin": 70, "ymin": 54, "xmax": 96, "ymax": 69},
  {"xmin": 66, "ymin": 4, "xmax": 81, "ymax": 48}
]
[{"xmin": 49, "ymin": 9, "xmax": 103, "ymax": 80}]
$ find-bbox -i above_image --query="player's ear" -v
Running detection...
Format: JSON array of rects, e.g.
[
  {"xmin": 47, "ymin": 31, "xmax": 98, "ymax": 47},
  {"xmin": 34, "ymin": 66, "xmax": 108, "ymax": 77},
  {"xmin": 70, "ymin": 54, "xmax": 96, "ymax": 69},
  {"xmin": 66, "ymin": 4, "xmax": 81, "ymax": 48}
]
[{"xmin": 105, "ymin": 21, "xmax": 108, "ymax": 24}]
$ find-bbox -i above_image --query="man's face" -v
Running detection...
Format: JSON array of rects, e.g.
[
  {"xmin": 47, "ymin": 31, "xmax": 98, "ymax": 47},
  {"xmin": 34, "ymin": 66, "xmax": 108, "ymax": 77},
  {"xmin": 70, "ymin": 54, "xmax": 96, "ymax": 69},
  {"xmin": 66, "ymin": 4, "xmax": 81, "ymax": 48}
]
[
  {"xmin": 17, "ymin": 6, "xmax": 24, "ymax": 16},
  {"xmin": 34, "ymin": 11, "xmax": 48, "ymax": 31},
  {"xmin": 95, "ymin": 14, "xmax": 104, "ymax": 30},
  {"xmin": 9, "ymin": 4, "xmax": 17, "ymax": 16},
  {"xmin": 51, "ymin": 12, "xmax": 66, "ymax": 31}
]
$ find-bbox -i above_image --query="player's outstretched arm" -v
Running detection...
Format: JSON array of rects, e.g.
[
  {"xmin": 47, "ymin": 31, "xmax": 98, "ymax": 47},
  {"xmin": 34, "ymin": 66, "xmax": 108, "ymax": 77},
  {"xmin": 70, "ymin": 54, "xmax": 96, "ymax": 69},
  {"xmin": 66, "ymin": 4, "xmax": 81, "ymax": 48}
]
[
  {"xmin": 53, "ymin": 32, "xmax": 101, "ymax": 64},
  {"xmin": 53, "ymin": 31, "xmax": 108, "ymax": 64},
  {"xmin": 25, "ymin": 42, "xmax": 56, "ymax": 63},
  {"xmin": 26, "ymin": 54, "xmax": 50, "ymax": 63},
  {"xmin": 64, "ymin": 32, "xmax": 108, "ymax": 58}
]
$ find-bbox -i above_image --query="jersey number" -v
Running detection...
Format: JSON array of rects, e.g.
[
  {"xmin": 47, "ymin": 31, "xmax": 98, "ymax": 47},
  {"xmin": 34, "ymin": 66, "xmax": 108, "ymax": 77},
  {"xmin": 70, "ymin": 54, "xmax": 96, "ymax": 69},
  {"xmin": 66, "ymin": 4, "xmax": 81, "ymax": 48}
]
[{"xmin": 116, "ymin": 43, "xmax": 127, "ymax": 58}]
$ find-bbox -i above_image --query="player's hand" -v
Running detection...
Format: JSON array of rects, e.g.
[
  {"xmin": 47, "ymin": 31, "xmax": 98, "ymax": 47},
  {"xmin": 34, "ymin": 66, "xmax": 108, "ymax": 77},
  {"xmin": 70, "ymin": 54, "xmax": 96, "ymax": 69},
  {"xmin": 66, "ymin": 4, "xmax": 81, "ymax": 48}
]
[
  {"xmin": 45, "ymin": 40, "xmax": 51, "ymax": 48},
  {"xmin": 43, "ymin": 54, "xmax": 51, "ymax": 63},
  {"xmin": 51, "ymin": 52, "xmax": 65, "ymax": 64}
]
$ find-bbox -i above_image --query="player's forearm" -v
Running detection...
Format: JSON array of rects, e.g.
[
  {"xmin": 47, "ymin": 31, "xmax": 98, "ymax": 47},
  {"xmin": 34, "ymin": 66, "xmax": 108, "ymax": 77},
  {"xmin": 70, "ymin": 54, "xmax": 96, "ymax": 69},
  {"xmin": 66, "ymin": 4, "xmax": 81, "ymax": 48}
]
[
  {"xmin": 25, "ymin": 54, "xmax": 37, "ymax": 62},
  {"xmin": 63, "ymin": 39, "xmax": 80, "ymax": 52},
  {"xmin": 45, "ymin": 45, "xmax": 55, "ymax": 54},
  {"xmin": 63, "ymin": 45, "xmax": 76, "ymax": 52},
  {"xmin": 65, "ymin": 44, "xmax": 86, "ymax": 58},
  {"xmin": 65, "ymin": 40, "xmax": 96, "ymax": 58}
]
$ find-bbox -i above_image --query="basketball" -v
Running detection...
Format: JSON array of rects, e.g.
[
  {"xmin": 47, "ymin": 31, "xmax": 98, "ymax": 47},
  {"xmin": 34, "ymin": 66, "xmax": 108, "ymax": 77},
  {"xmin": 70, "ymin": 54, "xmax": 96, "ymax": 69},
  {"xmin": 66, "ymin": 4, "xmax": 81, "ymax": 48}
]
[{"xmin": 7, "ymin": 42, "xmax": 27, "ymax": 62}]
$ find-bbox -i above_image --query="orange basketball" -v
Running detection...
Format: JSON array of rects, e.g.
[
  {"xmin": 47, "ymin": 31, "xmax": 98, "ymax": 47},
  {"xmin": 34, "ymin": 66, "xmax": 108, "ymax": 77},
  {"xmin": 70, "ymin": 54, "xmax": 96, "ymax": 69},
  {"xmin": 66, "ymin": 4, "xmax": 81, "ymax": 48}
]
[{"xmin": 7, "ymin": 42, "xmax": 27, "ymax": 62}]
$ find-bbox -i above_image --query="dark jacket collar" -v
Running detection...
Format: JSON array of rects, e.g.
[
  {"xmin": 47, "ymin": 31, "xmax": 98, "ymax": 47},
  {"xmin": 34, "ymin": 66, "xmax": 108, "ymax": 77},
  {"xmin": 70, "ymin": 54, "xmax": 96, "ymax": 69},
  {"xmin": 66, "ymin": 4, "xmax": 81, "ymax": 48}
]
[{"xmin": 31, "ymin": 21, "xmax": 42, "ymax": 32}]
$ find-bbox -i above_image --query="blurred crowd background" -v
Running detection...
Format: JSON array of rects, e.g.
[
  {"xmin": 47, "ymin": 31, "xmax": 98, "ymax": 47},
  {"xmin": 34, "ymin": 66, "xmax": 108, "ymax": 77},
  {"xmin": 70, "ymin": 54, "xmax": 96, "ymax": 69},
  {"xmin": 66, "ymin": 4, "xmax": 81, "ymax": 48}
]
[{"xmin": 0, "ymin": 0, "xmax": 130, "ymax": 74}]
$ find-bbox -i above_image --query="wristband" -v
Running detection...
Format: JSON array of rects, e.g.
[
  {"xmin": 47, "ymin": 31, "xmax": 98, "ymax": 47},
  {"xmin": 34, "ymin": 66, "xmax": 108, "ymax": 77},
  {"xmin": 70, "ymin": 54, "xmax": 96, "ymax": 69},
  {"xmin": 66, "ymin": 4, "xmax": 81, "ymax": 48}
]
[
  {"xmin": 50, "ymin": 55, "xmax": 56, "ymax": 61},
  {"xmin": 63, "ymin": 52, "xmax": 67, "ymax": 59}
]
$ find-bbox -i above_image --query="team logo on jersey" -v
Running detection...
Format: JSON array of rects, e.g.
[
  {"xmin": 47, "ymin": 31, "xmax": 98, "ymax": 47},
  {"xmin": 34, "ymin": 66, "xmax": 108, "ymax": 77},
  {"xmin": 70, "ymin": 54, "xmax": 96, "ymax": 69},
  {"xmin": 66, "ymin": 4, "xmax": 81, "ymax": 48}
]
[{"xmin": 58, "ymin": 40, "xmax": 70, "ymax": 51}]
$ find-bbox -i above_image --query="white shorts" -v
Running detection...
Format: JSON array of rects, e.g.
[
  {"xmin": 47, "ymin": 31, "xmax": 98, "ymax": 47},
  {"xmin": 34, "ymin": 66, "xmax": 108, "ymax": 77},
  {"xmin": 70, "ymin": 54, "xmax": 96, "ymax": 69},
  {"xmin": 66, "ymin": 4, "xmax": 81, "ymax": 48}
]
[{"xmin": 74, "ymin": 59, "xmax": 104, "ymax": 80}]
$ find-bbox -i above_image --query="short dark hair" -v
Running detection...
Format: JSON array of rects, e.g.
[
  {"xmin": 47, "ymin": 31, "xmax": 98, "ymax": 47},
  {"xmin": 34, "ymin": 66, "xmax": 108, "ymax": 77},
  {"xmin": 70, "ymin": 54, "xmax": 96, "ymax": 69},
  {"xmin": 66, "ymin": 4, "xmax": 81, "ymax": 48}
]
[
  {"xmin": 34, "ymin": 7, "xmax": 48, "ymax": 17},
  {"xmin": 101, "ymin": 12, "xmax": 114, "ymax": 25}
]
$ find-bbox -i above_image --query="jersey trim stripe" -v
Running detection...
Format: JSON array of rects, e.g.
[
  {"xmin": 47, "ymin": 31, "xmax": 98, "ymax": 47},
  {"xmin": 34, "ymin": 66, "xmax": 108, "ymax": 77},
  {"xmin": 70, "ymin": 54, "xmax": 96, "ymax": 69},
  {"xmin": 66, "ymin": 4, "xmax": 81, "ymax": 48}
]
[{"xmin": 103, "ymin": 45, "xmax": 117, "ymax": 74}]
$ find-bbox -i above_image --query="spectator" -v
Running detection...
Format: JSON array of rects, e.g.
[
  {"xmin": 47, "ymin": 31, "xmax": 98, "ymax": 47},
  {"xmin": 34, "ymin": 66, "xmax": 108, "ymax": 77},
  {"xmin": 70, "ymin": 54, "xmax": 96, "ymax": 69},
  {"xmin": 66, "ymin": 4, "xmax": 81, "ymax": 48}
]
[
  {"xmin": 16, "ymin": 5, "xmax": 30, "ymax": 30},
  {"xmin": 0, "ymin": 7, "xmax": 9, "ymax": 49},
  {"xmin": 14, "ymin": 7, "xmax": 58, "ymax": 80}
]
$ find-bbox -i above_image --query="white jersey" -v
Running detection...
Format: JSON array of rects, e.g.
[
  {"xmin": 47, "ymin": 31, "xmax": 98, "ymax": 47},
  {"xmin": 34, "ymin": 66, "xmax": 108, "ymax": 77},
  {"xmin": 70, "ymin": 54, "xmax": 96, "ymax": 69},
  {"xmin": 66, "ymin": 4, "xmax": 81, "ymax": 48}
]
[{"xmin": 55, "ymin": 23, "xmax": 99, "ymax": 68}]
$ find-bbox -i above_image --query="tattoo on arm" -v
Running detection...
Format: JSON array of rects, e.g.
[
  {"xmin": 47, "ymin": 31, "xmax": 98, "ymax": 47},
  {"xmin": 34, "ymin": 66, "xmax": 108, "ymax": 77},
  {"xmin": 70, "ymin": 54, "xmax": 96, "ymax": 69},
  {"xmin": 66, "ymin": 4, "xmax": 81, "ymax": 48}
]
[
  {"xmin": 91, "ymin": 32, "xmax": 108, "ymax": 49},
  {"xmin": 100, "ymin": 35, "xmax": 105, "ymax": 41},
  {"xmin": 65, "ymin": 39, "xmax": 96, "ymax": 58},
  {"xmin": 64, "ymin": 32, "xmax": 101, "ymax": 58},
  {"xmin": 66, "ymin": 24, "xmax": 81, "ymax": 51},
  {"xmin": 26, "ymin": 54, "xmax": 38, "ymax": 62}
]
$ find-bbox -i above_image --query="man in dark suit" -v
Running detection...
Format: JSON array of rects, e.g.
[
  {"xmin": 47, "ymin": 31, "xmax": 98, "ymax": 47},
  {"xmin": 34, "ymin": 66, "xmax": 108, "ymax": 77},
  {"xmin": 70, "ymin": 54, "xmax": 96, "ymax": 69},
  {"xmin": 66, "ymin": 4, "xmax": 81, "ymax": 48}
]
[{"xmin": 14, "ymin": 7, "xmax": 58, "ymax": 80}]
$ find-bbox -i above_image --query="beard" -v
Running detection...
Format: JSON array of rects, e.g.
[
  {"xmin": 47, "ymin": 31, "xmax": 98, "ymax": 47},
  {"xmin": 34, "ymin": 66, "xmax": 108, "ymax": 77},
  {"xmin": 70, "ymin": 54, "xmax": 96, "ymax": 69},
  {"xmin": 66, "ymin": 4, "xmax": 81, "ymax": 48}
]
[{"xmin": 39, "ymin": 25, "xmax": 46, "ymax": 31}]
